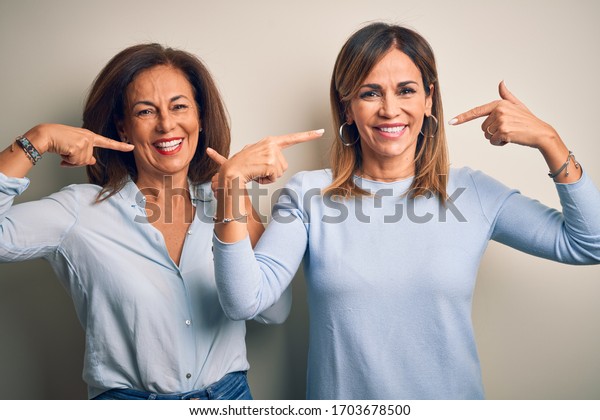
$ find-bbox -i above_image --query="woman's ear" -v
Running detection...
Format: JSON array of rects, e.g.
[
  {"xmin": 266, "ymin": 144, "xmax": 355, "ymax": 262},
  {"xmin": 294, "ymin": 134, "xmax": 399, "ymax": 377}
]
[
  {"xmin": 425, "ymin": 84, "xmax": 434, "ymax": 116},
  {"xmin": 345, "ymin": 109, "xmax": 354, "ymax": 125},
  {"xmin": 116, "ymin": 120, "xmax": 128, "ymax": 143}
]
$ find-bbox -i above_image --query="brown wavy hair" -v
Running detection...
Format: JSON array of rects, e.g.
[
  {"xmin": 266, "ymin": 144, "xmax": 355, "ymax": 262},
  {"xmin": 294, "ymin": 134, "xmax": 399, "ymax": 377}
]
[
  {"xmin": 83, "ymin": 43, "xmax": 230, "ymax": 200},
  {"xmin": 325, "ymin": 22, "xmax": 449, "ymax": 202}
]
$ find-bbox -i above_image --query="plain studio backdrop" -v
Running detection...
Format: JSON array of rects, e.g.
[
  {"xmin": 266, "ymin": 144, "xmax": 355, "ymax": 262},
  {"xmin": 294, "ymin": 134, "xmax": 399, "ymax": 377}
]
[{"xmin": 0, "ymin": 0, "xmax": 598, "ymax": 400}]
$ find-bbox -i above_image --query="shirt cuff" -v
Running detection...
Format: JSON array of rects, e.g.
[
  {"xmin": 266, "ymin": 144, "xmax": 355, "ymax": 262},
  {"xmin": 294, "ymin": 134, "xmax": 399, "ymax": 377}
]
[
  {"xmin": 212, "ymin": 231, "xmax": 251, "ymax": 247},
  {"xmin": 0, "ymin": 172, "xmax": 30, "ymax": 196}
]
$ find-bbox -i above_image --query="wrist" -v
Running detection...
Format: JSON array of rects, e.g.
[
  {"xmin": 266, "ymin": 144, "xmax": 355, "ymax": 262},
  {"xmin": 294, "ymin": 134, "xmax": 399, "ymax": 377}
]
[
  {"xmin": 534, "ymin": 127, "xmax": 561, "ymax": 153},
  {"xmin": 219, "ymin": 163, "xmax": 246, "ymax": 187},
  {"xmin": 23, "ymin": 124, "xmax": 51, "ymax": 155}
]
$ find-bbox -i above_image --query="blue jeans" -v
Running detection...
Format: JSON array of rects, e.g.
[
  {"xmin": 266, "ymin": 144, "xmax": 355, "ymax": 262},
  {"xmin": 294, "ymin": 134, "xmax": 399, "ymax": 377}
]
[{"xmin": 92, "ymin": 371, "xmax": 252, "ymax": 400}]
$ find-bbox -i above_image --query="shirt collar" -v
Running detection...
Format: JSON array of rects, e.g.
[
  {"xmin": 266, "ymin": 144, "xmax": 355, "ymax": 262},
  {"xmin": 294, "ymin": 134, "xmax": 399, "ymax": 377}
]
[{"xmin": 117, "ymin": 177, "xmax": 214, "ymax": 208}]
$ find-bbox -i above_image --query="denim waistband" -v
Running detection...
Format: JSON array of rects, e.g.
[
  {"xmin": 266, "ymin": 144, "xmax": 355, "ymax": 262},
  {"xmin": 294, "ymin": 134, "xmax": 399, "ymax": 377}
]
[{"xmin": 93, "ymin": 371, "xmax": 249, "ymax": 400}]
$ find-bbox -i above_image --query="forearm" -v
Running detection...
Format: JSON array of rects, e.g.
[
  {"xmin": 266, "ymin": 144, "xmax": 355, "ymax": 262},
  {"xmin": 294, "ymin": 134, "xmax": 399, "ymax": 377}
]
[
  {"xmin": 212, "ymin": 172, "xmax": 310, "ymax": 320},
  {"xmin": 0, "ymin": 175, "xmax": 80, "ymax": 262},
  {"xmin": 246, "ymin": 194, "xmax": 264, "ymax": 248},
  {"xmin": 212, "ymin": 234, "xmax": 268, "ymax": 320},
  {"xmin": 252, "ymin": 284, "xmax": 292, "ymax": 325},
  {"xmin": 214, "ymin": 170, "xmax": 251, "ymax": 244},
  {"xmin": 0, "ymin": 172, "xmax": 29, "ymax": 226},
  {"xmin": 493, "ymin": 170, "xmax": 600, "ymax": 264},
  {"xmin": 0, "ymin": 126, "xmax": 49, "ymax": 178}
]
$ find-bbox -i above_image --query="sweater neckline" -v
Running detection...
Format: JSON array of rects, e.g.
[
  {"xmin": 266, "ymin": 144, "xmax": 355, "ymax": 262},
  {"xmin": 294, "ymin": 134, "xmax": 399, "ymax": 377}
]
[{"xmin": 353, "ymin": 174, "xmax": 415, "ymax": 196}]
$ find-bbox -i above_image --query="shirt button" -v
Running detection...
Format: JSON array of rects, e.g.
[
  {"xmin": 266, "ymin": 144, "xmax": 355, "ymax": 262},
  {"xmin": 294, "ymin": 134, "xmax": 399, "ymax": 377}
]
[
  {"xmin": 186, "ymin": 373, "xmax": 192, "ymax": 379},
  {"xmin": 185, "ymin": 319, "xmax": 192, "ymax": 326},
  {"xmin": 187, "ymin": 230, "xmax": 192, "ymax": 235}
]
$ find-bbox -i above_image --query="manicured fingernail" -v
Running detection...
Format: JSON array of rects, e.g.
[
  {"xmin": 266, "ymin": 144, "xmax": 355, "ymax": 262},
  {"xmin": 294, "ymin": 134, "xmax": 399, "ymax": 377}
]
[
  {"xmin": 448, "ymin": 118, "xmax": 458, "ymax": 125},
  {"xmin": 315, "ymin": 129, "xmax": 325, "ymax": 134}
]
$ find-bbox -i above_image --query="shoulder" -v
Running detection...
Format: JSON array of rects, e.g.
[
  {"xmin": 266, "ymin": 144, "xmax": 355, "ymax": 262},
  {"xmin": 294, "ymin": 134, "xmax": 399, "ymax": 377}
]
[
  {"xmin": 50, "ymin": 184, "xmax": 107, "ymax": 219},
  {"xmin": 286, "ymin": 169, "xmax": 332, "ymax": 192},
  {"xmin": 45, "ymin": 183, "xmax": 101, "ymax": 204},
  {"xmin": 448, "ymin": 166, "xmax": 488, "ymax": 184},
  {"xmin": 58, "ymin": 183, "xmax": 102, "ymax": 194},
  {"xmin": 448, "ymin": 166, "xmax": 520, "ymax": 222},
  {"xmin": 271, "ymin": 169, "xmax": 332, "ymax": 214},
  {"xmin": 448, "ymin": 166, "xmax": 516, "ymax": 193}
]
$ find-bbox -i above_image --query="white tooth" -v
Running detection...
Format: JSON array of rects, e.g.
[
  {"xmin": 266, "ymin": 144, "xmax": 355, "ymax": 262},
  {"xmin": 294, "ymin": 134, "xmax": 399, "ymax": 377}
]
[
  {"xmin": 380, "ymin": 126, "xmax": 404, "ymax": 133},
  {"xmin": 156, "ymin": 139, "xmax": 183, "ymax": 148}
]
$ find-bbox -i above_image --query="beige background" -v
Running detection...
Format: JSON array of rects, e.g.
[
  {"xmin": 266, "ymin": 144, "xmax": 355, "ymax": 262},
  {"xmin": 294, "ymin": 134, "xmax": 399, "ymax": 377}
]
[{"xmin": 0, "ymin": 0, "xmax": 598, "ymax": 399}]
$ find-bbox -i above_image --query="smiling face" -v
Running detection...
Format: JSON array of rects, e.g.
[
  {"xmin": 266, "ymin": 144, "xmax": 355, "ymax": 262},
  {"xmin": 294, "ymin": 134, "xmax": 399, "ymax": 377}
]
[
  {"xmin": 347, "ymin": 48, "xmax": 433, "ymax": 175},
  {"xmin": 118, "ymin": 65, "xmax": 201, "ymax": 185}
]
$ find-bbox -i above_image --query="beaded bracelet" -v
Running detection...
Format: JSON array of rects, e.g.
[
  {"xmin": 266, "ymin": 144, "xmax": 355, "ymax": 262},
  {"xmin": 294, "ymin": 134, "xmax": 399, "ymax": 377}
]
[
  {"xmin": 548, "ymin": 151, "xmax": 579, "ymax": 179},
  {"xmin": 14, "ymin": 135, "xmax": 42, "ymax": 165},
  {"xmin": 212, "ymin": 213, "xmax": 248, "ymax": 224}
]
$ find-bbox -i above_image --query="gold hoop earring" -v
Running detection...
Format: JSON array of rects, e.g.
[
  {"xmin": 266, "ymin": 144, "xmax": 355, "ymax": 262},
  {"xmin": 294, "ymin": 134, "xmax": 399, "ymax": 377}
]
[{"xmin": 339, "ymin": 122, "xmax": 359, "ymax": 147}]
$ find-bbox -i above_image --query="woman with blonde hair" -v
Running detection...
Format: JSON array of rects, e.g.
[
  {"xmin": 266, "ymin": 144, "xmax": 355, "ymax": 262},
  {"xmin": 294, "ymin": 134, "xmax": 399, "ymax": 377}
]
[{"xmin": 207, "ymin": 22, "xmax": 600, "ymax": 399}]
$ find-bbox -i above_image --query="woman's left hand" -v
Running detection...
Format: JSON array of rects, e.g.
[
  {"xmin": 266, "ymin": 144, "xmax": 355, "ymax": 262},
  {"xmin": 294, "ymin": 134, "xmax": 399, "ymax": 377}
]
[{"xmin": 449, "ymin": 81, "xmax": 559, "ymax": 149}]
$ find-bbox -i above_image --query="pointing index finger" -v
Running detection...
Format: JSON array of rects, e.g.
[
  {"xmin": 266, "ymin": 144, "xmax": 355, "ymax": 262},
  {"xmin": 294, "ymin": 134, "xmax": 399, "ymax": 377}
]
[
  {"xmin": 93, "ymin": 135, "xmax": 135, "ymax": 152},
  {"xmin": 275, "ymin": 129, "xmax": 325, "ymax": 149},
  {"xmin": 449, "ymin": 100, "xmax": 500, "ymax": 126},
  {"xmin": 205, "ymin": 147, "xmax": 228, "ymax": 165}
]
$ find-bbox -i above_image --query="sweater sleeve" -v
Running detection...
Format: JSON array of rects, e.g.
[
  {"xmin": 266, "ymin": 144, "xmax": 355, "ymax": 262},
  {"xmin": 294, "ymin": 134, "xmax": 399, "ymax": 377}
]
[
  {"xmin": 251, "ymin": 284, "xmax": 293, "ymax": 325},
  {"xmin": 0, "ymin": 172, "xmax": 79, "ymax": 262},
  {"xmin": 481, "ymin": 170, "xmax": 600, "ymax": 264},
  {"xmin": 213, "ymin": 173, "xmax": 310, "ymax": 321}
]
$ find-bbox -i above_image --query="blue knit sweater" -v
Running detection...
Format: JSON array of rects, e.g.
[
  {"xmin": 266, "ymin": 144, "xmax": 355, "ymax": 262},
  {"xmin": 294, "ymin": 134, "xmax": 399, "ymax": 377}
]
[{"xmin": 213, "ymin": 167, "xmax": 600, "ymax": 399}]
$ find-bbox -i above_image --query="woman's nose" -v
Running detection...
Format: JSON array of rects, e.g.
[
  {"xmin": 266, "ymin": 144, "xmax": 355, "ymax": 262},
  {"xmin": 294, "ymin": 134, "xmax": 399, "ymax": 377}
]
[
  {"xmin": 156, "ymin": 112, "xmax": 176, "ymax": 133},
  {"xmin": 378, "ymin": 96, "xmax": 401, "ymax": 118}
]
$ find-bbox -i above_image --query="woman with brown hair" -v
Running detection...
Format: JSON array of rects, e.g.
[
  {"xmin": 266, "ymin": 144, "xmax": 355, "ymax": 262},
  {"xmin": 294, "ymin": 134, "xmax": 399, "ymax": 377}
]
[
  {"xmin": 208, "ymin": 22, "xmax": 600, "ymax": 399},
  {"xmin": 0, "ymin": 43, "xmax": 292, "ymax": 399}
]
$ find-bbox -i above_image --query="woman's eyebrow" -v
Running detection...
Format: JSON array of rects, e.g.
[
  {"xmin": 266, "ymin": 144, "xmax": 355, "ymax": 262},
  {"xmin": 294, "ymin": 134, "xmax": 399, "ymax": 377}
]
[
  {"xmin": 131, "ymin": 95, "xmax": 191, "ymax": 107},
  {"xmin": 358, "ymin": 80, "xmax": 418, "ymax": 89}
]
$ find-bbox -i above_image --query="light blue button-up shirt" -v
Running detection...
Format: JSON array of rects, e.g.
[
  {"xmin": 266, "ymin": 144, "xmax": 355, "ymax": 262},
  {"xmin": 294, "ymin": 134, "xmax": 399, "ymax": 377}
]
[{"xmin": 0, "ymin": 172, "xmax": 290, "ymax": 398}]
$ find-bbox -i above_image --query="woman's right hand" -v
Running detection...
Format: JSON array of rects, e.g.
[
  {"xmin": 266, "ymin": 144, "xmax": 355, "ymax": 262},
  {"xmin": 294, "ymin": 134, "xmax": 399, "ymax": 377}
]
[
  {"xmin": 25, "ymin": 123, "xmax": 134, "ymax": 167},
  {"xmin": 206, "ymin": 129, "xmax": 323, "ymax": 245},
  {"xmin": 206, "ymin": 129, "xmax": 324, "ymax": 187}
]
